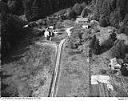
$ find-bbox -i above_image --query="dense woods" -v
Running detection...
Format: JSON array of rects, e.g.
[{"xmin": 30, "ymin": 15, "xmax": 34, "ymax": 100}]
[
  {"xmin": 1, "ymin": 0, "xmax": 91, "ymax": 21},
  {"xmin": 1, "ymin": 0, "xmax": 128, "ymax": 59},
  {"xmin": 0, "ymin": 0, "xmax": 91, "ymax": 58},
  {"xmin": 91, "ymin": 0, "xmax": 128, "ymax": 30}
]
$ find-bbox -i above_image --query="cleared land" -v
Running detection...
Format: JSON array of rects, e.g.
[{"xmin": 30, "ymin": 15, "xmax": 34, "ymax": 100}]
[{"xmin": 2, "ymin": 41, "xmax": 57, "ymax": 97}]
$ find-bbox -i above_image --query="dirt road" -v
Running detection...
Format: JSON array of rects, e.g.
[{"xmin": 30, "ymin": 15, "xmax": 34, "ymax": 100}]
[{"xmin": 49, "ymin": 39, "xmax": 67, "ymax": 97}]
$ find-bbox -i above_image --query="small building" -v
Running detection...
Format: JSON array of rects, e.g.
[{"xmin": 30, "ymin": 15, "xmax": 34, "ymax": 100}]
[
  {"xmin": 76, "ymin": 18, "xmax": 89, "ymax": 24},
  {"xmin": 82, "ymin": 25, "xmax": 90, "ymax": 29},
  {"xmin": 108, "ymin": 58, "xmax": 121, "ymax": 70}
]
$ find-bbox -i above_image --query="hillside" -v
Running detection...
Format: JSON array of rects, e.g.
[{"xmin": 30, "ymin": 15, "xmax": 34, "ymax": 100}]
[
  {"xmin": 90, "ymin": 0, "xmax": 128, "ymax": 35},
  {"xmin": 1, "ymin": 0, "xmax": 128, "ymax": 97}
]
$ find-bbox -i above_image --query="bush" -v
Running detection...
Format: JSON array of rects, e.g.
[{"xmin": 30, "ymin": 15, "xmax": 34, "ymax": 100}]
[
  {"xmin": 68, "ymin": 35, "xmax": 81, "ymax": 49},
  {"xmin": 99, "ymin": 17, "xmax": 108, "ymax": 27}
]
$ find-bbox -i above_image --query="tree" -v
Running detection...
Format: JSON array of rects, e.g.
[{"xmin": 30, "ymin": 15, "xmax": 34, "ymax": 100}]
[
  {"xmin": 109, "ymin": 40, "xmax": 127, "ymax": 59},
  {"xmin": 89, "ymin": 35, "xmax": 101, "ymax": 55},
  {"xmin": 72, "ymin": 3, "xmax": 83, "ymax": 15}
]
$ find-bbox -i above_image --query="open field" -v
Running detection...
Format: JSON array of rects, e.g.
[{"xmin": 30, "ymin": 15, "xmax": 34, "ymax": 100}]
[{"xmin": 2, "ymin": 41, "xmax": 57, "ymax": 97}]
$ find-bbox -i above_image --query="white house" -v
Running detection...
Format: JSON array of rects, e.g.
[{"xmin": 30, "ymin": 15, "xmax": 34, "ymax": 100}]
[
  {"xmin": 82, "ymin": 25, "xmax": 89, "ymax": 29},
  {"xmin": 76, "ymin": 18, "xmax": 89, "ymax": 24}
]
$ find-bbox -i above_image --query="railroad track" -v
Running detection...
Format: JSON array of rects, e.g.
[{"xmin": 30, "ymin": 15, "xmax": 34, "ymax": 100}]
[{"xmin": 48, "ymin": 38, "xmax": 66, "ymax": 97}]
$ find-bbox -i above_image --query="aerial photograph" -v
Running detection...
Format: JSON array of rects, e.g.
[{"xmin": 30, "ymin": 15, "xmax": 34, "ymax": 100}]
[{"xmin": 1, "ymin": 0, "xmax": 128, "ymax": 97}]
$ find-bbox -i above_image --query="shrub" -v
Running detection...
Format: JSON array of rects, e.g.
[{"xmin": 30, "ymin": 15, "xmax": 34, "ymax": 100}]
[
  {"xmin": 68, "ymin": 35, "xmax": 81, "ymax": 49},
  {"xmin": 68, "ymin": 38, "xmax": 79, "ymax": 49},
  {"xmin": 99, "ymin": 17, "xmax": 108, "ymax": 27}
]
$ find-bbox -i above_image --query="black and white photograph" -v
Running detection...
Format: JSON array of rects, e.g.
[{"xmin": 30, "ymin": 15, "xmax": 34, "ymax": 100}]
[{"xmin": 0, "ymin": 0, "xmax": 128, "ymax": 99}]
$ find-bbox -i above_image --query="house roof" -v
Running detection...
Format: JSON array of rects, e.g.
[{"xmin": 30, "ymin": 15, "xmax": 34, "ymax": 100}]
[{"xmin": 76, "ymin": 18, "xmax": 89, "ymax": 22}]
